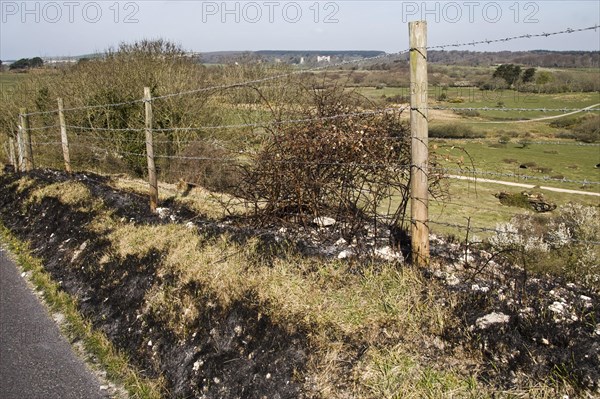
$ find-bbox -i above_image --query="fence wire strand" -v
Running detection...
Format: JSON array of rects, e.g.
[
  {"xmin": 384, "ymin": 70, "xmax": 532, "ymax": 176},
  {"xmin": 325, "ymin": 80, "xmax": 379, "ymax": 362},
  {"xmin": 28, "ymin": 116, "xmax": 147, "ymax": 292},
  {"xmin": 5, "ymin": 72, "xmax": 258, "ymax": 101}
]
[
  {"xmin": 17, "ymin": 24, "xmax": 599, "ymax": 118},
  {"xmin": 10, "ymin": 23, "xmax": 600, "ymax": 250}
]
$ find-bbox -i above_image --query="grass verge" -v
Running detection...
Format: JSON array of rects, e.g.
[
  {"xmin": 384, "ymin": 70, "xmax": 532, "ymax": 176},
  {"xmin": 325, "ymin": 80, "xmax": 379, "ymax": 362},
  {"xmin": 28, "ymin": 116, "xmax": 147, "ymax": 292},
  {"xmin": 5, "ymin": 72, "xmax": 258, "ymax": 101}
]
[
  {"xmin": 0, "ymin": 170, "xmax": 588, "ymax": 398},
  {"xmin": 0, "ymin": 222, "xmax": 164, "ymax": 399}
]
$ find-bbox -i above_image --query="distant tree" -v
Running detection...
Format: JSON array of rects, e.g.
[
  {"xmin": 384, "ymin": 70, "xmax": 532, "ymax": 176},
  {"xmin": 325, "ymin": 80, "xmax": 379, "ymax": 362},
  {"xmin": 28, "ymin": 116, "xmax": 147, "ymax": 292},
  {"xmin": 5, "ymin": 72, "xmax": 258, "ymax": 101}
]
[
  {"xmin": 9, "ymin": 58, "xmax": 30, "ymax": 70},
  {"xmin": 536, "ymin": 71, "xmax": 554, "ymax": 85},
  {"xmin": 522, "ymin": 67, "xmax": 536, "ymax": 83},
  {"xmin": 30, "ymin": 57, "xmax": 44, "ymax": 68},
  {"xmin": 8, "ymin": 57, "xmax": 44, "ymax": 70},
  {"xmin": 493, "ymin": 64, "xmax": 522, "ymax": 86}
]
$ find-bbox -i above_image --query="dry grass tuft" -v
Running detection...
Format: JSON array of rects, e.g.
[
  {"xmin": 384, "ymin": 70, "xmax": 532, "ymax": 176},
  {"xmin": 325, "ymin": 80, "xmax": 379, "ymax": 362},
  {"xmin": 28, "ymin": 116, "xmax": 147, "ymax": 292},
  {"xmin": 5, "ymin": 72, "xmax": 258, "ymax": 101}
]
[
  {"xmin": 27, "ymin": 181, "xmax": 103, "ymax": 211},
  {"xmin": 9, "ymin": 176, "xmax": 37, "ymax": 193},
  {"xmin": 355, "ymin": 345, "xmax": 481, "ymax": 399},
  {"xmin": 109, "ymin": 176, "xmax": 237, "ymax": 219}
]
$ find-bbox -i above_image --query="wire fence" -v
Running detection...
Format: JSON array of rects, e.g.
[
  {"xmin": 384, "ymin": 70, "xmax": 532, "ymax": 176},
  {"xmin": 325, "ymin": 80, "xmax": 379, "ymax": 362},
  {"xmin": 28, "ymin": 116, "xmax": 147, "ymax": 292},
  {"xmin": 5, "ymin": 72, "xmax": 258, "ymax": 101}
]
[
  {"xmin": 6, "ymin": 23, "xmax": 600, "ymax": 250},
  {"xmin": 17, "ymin": 24, "xmax": 600, "ymax": 119}
]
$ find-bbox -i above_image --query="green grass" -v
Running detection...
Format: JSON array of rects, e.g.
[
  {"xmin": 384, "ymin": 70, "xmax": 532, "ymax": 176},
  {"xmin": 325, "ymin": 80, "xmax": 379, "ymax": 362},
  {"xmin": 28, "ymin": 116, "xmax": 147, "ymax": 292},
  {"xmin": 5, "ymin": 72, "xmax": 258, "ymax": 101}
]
[
  {"xmin": 357, "ymin": 85, "xmax": 599, "ymax": 117},
  {"xmin": 440, "ymin": 89, "xmax": 600, "ymax": 120},
  {"xmin": 356, "ymin": 85, "xmax": 599, "ymax": 138},
  {"xmin": 357, "ymin": 86, "xmax": 411, "ymax": 101},
  {"xmin": 434, "ymin": 140, "xmax": 600, "ymax": 190},
  {"xmin": 427, "ymin": 179, "xmax": 599, "ymax": 239}
]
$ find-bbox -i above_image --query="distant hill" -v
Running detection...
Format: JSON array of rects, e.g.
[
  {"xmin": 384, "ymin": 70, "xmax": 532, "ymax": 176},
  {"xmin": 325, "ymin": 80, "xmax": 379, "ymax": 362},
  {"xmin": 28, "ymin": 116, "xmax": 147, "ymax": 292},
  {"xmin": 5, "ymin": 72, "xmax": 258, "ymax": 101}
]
[
  {"xmin": 199, "ymin": 50, "xmax": 385, "ymax": 64},
  {"xmin": 400, "ymin": 50, "xmax": 600, "ymax": 68},
  {"xmin": 5, "ymin": 49, "xmax": 596, "ymax": 69},
  {"xmin": 199, "ymin": 49, "xmax": 599, "ymax": 68}
]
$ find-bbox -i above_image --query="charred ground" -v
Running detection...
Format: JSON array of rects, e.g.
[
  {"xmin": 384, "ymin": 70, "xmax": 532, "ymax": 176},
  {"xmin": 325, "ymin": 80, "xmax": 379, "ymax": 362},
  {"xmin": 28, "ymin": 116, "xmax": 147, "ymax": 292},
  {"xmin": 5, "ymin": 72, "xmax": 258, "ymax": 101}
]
[{"xmin": 0, "ymin": 169, "xmax": 598, "ymax": 398}]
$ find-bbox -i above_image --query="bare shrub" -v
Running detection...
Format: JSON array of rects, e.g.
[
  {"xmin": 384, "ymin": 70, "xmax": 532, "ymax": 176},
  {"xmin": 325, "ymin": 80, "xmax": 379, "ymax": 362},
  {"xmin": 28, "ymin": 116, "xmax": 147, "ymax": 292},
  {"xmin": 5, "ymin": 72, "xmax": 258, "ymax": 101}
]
[
  {"xmin": 489, "ymin": 204, "xmax": 600, "ymax": 289},
  {"xmin": 573, "ymin": 115, "xmax": 600, "ymax": 143},
  {"xmin": 0, "ymin": 39, "xmax": 254, "ymax": 177},
  {"xmin": 429, "ymin": 124, "xmax": 484, "ymax": 139},
  {"xmin": 234, "ymin": 85, "xmax": 444, "ymax": 240}
]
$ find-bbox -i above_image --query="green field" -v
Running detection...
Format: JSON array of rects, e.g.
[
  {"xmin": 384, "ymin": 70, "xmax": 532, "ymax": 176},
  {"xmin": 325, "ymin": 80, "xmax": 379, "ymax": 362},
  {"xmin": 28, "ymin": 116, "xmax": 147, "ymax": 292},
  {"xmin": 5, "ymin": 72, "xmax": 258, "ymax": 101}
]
[
  {"xmin": 428, "ymin": 178, "xmax": 599, "ymax": 238},
  {"xmin": 358, "ymin": 86, "xmax": 599, "ymax": 114},
  {"xmin": 434, "ymin": 140, "xmax": 600, "ymax": 189}
]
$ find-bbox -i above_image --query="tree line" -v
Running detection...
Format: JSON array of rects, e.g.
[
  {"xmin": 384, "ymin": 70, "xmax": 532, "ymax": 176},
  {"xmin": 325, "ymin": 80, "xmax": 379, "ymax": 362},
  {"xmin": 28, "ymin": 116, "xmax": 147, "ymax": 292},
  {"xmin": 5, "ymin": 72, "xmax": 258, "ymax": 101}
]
[{"xmin": 4, "ymin": 57, "xmax": 45, "ymax": 70}]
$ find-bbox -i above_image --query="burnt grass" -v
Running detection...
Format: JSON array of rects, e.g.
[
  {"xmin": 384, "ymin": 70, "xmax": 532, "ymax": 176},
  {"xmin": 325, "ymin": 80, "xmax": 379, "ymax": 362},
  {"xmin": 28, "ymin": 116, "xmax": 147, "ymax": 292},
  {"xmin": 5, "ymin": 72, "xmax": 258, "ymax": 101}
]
[
  {"xmin": 0, "ymin": 168, "xmax": 599, "ymax": 397},
  {"xmin": 0, "ymin": 169, "xmax": 306, "ymax": 399}
]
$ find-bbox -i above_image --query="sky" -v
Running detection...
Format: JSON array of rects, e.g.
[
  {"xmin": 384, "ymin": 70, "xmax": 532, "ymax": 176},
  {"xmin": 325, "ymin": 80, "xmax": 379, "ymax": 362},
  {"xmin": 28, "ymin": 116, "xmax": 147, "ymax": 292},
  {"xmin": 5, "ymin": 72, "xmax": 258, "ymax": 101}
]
[{"xmin": 1, "ymin": 0, "xmax": 599, "ymax": 60}]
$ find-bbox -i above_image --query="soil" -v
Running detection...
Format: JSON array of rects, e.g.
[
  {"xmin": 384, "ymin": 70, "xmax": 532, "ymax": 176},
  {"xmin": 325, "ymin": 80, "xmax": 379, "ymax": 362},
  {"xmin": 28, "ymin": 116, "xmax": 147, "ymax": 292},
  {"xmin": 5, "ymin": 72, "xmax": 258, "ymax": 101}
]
[{"xmin": 0, "ymin": 169, "xmax": 598, "ymax": 398}]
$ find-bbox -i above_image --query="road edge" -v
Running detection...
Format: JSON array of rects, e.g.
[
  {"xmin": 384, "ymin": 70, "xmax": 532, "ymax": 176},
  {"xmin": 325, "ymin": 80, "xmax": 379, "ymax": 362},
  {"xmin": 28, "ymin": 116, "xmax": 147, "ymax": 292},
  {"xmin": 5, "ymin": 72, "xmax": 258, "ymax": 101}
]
[{"xmin": 0, "ymin": 222, "xmax": 163, "ymax": 399}]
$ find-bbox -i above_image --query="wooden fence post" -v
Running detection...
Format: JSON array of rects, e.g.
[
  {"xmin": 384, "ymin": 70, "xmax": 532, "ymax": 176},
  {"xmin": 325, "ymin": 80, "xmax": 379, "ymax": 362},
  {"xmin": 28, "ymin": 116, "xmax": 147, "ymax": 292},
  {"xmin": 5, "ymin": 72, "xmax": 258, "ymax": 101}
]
[
  {"xmin": 144, "ymin": 87, "xmax": 158, "ymax": 213},
  {"xmin": 18, "ymin": 109, "xmax": 34, "ymax": 172},
  {"xmin": 409, "ymin": 21, "xmax": 430, "ymax": 266},
  {"xmin": 8, "ymin": 136, "xmax": 16, "ymax": 169},
  {"xmin": 57, "ymin": 98, "xmax": 72, "ymax": 173},
  {"xmin": 16, "ymin": 125, "xmax": 24, "ymax": 172}
]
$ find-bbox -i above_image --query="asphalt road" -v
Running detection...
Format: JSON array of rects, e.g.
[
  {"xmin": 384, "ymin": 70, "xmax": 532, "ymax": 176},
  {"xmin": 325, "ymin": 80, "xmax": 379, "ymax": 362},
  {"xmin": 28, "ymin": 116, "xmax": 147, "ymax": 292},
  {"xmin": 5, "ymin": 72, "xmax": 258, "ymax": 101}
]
[{"xmin": 0, "ymin": 248, "xmax": 107, "ymax": 399}]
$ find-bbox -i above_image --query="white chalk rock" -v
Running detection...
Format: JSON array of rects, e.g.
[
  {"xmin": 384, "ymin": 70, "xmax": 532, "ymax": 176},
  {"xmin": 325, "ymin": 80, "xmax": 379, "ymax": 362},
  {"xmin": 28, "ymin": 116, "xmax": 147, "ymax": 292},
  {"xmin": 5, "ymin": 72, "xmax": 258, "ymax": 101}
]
[
  {"xmin": 445, "ymin": 274, "xmax": 460, "ymax": 286},
  {"xmin": 313, "ymin": 217, "xmax": 336, "ymax": 227},
  {"xmin": 475, "ymin": 312, "xmax": 510, "ymax": 329},
  {"xmin": 334, "ymin": 238, "xmax": 348, "ymax": 246},
  {"xmin": 338, "ymin": 249, "xmax": 354, "ymax": 259},
  {"xmin": 374, "ymin": 246, "xmax": 402, "ymax": 261},
  {"xmin": 548, "ymin": 301, "xmax": 566, "ymax": 314},
  {"xmin": 156, "ymin": 207, "xmax": 170, "ymax": 219}
]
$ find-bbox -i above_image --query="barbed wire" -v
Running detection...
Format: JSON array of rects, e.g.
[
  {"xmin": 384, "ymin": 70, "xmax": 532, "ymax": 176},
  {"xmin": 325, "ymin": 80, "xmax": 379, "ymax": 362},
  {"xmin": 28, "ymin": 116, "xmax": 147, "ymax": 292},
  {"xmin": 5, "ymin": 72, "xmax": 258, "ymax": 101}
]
[
  {"xmin": 19, "ymin": 99, "xmax": 145, "ymax": 118},
  {"xmin": 30, "ymin": 124, "xmax": 598, "ymax": 149},
  {"xmin": 26, "ymin": 104, "xmax": 597, "ymax": 135},
  {"xmin": 430, "ymin": 138, "xmax": 600, "ymax": 147},
  {"xmin": 435, "ymin": 167, "xmax": 600, "ymax": 186},
  {"xmin": 18, "ymin": 51, "xmax": 410, "ymax": 118},
  {"xmin": 427, "ymin": 106, "xmax": 600, "ymax": 113},
  {"xmin": 30, "ymin": 131, "xmax": 597, "ymax": 187},
  {"xmin": 47, "ymin": 134, "xmax": 405, "ymax": 148},
  {"xmin": 66, "ymin": 142, "xmax": 413, "ymax": 168},
  {"xmin": 28, "ymin": 104, "xmax": 598, "ymax": 134},
  {"xmin": 62, "ymin": 107, "xmax": 408, "ymax": 133},
  {"xmin": 30, "ymin": 141, "xmax": 62, "ymax": 146},
  {"xmin": 21, "ymin": 124, "xmax": 61, "ymax": 132},
  {"xmin": 62, "ymin": 135, "xmax": 237, "ymax": 147},
  {"xmin": 426, "ymin": 25, "xmax": 600, "ymax": 51},
  {"xmin": 18, "ymin": 24, "xmax": 599, "ymax": 118}
]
